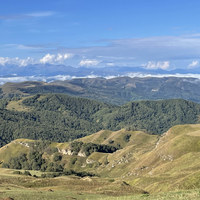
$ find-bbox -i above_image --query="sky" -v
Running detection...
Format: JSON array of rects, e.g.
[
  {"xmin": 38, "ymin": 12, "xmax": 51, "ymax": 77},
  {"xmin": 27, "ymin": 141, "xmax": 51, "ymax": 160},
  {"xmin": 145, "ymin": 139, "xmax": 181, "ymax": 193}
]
[{"xmin": 1, "ymin": 0, "xmax": 200, "ymax": 71}]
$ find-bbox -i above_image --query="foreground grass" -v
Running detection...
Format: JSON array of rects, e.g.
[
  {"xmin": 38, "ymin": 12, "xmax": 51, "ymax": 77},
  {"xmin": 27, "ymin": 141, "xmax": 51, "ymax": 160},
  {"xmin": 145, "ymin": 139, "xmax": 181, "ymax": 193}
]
[
  {"xmin": 0, "ymin": 186, "xmax": 108, "ymax": 200},
  {"xmin": 0, "ymin": 169, "xmax": 200, "ymax": 200},
  {"xmin": 97, "ymin": 189, "xmax": 200, "ymax": 200},
  {"xmin": 0, "ymin": 187, "xmax": 200, "ymax": 200}
]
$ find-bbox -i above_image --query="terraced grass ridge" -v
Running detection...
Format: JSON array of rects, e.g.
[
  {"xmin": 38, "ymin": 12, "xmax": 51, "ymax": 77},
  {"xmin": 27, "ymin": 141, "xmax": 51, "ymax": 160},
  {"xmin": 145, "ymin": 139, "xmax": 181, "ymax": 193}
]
[{"xmin": 1, "ymin": 124, "xmax": 200, "ymax": 199}]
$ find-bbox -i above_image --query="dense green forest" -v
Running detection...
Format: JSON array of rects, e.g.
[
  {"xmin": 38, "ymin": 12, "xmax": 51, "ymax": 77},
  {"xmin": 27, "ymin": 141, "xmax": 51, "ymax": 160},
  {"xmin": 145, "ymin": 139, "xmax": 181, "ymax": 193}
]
[{"xmin": 0, "ymin": 93, "xmax": 200, "ymax": 147}]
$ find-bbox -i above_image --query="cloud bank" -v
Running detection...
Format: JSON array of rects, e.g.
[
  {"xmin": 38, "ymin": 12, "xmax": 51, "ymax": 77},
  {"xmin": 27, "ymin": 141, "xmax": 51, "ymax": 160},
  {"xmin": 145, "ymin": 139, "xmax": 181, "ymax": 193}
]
[
  {"xmin": 0, "ymin": 53, "xmax": 73, "ymax": 66},
  {"xmin": 2, "ymin": 33, "xmax": 200, "ymax": 70},
  {"xmin": 1, "ymin": 73, "xmax": 200, "ymax": 86}
]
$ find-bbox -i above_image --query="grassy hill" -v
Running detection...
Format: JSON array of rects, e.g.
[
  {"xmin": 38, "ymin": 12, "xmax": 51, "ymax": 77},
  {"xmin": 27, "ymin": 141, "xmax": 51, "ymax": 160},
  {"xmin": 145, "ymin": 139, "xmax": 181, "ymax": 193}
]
[{"xmin": 1, "ymin": 124, "xmax": 200, "ymax": 199}]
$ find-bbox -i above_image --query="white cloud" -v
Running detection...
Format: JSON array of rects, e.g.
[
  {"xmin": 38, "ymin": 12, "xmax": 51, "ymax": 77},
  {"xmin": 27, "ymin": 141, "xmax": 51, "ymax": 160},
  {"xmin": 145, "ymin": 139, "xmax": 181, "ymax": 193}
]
[
  {"xmin": 39, "ymin": 54, "xmax": 56, "ymax": 64},
  {"xmin": 0, "ymin": 53, "xmax": 74, "ymax": 67},
  {"xmin": 40, "ymin": 53, "xmax": 73, "ymax": 64},
  {"xmin": 79, "ymin": 59, "xmax": 101, "ymax": 67},
  {"xmin": 146, "ymin": 61, "xmax": 170, "ymax": 70},
  {"xmin": 0, "ymin": 57, "xmax": 36, "ymax": 66},
  {"xmin": 3, "ymin": 44, "xmax": 44, "ymax": 50},
  {"xmin": 26, "ymin": 12, "xmax": 55, "ymax": 17},
  {"xmin": 54, "ymin": 53, "xmax": 73, "ymax": 62},
  {"xmin": 188, "ymin": 60, "xmax": 199, "ymax": 68},
  {"xmin": 106, "ymin": 63, "xmax": 114, "ymax": 66},
  {"xmin": 0, "ymin": 11, "xmax": 55, "ymax": 20}
]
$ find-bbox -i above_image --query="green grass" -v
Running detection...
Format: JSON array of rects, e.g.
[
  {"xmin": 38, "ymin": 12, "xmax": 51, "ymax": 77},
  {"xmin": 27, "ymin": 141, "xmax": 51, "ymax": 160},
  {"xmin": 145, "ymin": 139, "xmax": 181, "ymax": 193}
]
[
  {"xmin": 96, "ymin": 189, "xmax": 200, "ymax": 200},
  {"xmin": 0, "ymin": 187, "xmax": 200, "ymax": 200},
  {"xmin": 0, "ymin": 186, "xmax": 108, "ymax": 200}
]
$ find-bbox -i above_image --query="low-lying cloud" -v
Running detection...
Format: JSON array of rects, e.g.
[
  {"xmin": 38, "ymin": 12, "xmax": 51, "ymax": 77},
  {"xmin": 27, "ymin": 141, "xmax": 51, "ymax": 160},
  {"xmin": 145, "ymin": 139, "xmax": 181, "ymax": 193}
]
[{"xmin": 1, "ymin": 73, "xmax": 200, "ymax": 86}]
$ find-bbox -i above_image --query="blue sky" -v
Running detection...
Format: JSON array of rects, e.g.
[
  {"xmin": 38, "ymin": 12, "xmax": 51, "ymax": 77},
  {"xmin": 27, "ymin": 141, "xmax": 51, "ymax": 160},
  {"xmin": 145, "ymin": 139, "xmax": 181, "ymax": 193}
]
[{"xmin": 1, "ymin": 0, "xmax": 200, "ymax": 71}]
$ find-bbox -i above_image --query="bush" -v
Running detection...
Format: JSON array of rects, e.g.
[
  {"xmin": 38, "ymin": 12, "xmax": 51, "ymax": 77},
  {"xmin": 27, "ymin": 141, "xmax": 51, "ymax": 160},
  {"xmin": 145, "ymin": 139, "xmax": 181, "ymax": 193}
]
[
  {"xmin": 53, "ymin": 153, "xmax": 62, "ymax": 162},
  {"xmin": 41, "ymin": 174, "xmax": 46, "ymax": 178},
  {"xmin": 1, "ymin": 163, "xmax": 9, "ymax": 168},
  {"xmin": 51, "ymin": 147, "xmax": 58, "ymax": 154},
  {"xmin": 23, "ymin": 171, "xmax": 32, "ymax": 176},
  {"xmin": 123, "ymin": 134, "xmax": 131, "ymax": 143},
  {"xmin": 71, "ymin": 157, "xmax": 77, "ymax": 165},
  {"xmin": 13, "ymin": 171, "xmax": 22, "ymax": 174},
  {"xmin": 104, "ymin": 160, "xmax": 109, "ymax": 165}
]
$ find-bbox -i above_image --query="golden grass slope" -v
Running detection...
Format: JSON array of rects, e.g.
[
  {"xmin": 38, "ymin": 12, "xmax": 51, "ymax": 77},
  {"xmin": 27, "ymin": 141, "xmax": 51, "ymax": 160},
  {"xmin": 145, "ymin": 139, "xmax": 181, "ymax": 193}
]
[
  {"xmin": 1, "ymin": 81, "xmax": 48, "ymax": 97},
  {"xmin": 2, "ymin": 124, "xmax": 200, "ymax": 194}
]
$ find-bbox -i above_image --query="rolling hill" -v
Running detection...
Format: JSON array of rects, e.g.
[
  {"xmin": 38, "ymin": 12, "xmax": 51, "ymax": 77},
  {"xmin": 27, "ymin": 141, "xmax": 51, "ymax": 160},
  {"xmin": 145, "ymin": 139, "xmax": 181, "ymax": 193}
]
[
  {"xmin": 1, "ymin": 124, "xmax": 200, "ymax": 195},
  {"xmin": 1, "ymin": 77, "xmax": 200, "ymax": 105}
]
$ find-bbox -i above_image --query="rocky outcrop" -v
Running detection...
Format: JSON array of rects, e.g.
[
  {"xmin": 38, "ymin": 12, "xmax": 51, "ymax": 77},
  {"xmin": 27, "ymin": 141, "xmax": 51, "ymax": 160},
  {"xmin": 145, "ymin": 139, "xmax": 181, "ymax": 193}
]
[
  {"xmin": 78, "ymin": 151, "xmax": 86, "ymax": 157},
  {"xmin": 86, "ymin": 159, "xmax": 95, "ymax": 164}
]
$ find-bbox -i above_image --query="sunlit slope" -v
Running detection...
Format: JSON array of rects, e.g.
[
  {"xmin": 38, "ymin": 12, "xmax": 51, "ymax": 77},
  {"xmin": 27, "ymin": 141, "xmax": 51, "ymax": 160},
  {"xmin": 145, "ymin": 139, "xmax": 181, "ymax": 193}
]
[
  {"xmin": 0, "ymin": 81, "xmax": 84, "ymax": 99},
  {"xmin": 78, "ymin": 124, "xmax": 200, "ymax": 193},
  {"xmin": 121, "ymin": 124, "xmax": 200, "ymax": 192},
  {"xmin": 78, "ymin": 129, "xmax": 158, "ymax": 149},
  {"xmin": 0, "ymin": 81, "xmax": 48, "ymax": 98},
  {"xmin": 2, "ymin": 125, "xmax": 200, "ymax": 193}
]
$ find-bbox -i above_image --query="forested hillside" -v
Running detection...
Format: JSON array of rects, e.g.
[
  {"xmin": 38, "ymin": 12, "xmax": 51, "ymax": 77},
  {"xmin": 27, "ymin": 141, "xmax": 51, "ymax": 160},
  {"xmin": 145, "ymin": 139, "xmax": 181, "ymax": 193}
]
[{"xmin": 0, "ymin": 93, "xmax": 200, "ymax": 147}]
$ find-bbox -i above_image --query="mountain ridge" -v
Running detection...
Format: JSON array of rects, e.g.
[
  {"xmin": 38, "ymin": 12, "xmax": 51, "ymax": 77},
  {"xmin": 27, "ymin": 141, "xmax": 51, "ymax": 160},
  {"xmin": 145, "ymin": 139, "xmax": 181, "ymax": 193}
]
[{"xmin": 1, "ymin": 76, "xmax": 200, "ymax": 105}]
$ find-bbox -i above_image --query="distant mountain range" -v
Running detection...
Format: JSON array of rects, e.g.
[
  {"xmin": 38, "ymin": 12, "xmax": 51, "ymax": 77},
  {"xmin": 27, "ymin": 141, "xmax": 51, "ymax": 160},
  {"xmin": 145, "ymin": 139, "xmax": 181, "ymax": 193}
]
[
  {"xmin": 1, "ymin": 77, "xmax": 200, "ymax": 105},
  {"xmin": 1, "ymin": 63, "xmax": 200, "ymax": 77}
]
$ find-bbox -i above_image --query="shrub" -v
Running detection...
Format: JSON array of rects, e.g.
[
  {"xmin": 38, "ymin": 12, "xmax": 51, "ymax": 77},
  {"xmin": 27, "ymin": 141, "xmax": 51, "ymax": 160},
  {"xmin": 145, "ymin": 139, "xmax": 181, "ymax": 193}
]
[
  {"xmin": 104, "ymin": 160, "xmax": 109, "ymax": 165},
  {"xmin": 23, "ymin": 171, "xmax": 32, "ymax": 176},
  {"xmin": 71, "ymin": 157, "xmax": 77, "ymax": 165},
  {"xmin": 13, "ymin": 171, "xmax": 22, "ymax": 174},
  {"xmin": 53, "ymin": 153, "xmax": 62, "ymax": 162},
  {"xmin": 41, "ymin": 174, "xmax": 46, "ymax": 178},
  {"xmin": 123, "ymin": 134, "xmax": 131, "ymax": 142}
]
